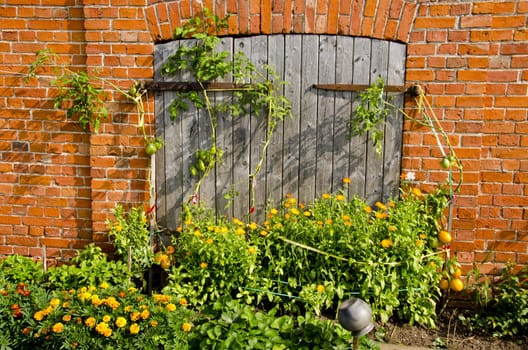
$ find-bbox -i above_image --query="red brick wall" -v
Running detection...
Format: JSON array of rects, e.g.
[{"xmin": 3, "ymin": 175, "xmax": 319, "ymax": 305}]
[{"xmin": 1, "ymin": 0, "xmax": 527, "ymax": 273}]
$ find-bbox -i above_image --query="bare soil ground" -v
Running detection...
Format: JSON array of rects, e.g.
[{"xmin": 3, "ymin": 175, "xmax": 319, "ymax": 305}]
[{"xmin": 370, "ymin": 308, "xmax": 526, "ymax": 350}]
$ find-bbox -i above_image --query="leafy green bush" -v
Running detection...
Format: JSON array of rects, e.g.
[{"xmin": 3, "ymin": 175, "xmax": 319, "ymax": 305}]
[
  {"xmin": 163, "ymin": 205, "xmax": 259, "ymax": 305},
  {"xmin": 107, "ymin": 205, "xmax": 154, "ymax": 279},
  {"xmin": 460, "ymin": 264, "xmax": 528, "ymax": 338},
  {"xmin": 0, "ymin": 255, "xmax": 44, "ymax": 285},
  {"xmin": 251, "ymin": 184, "xmax": 448, "ymax": 327},
  {"xmin": 44, "ymin": 244, "xmax": 132, "ymax": 290},
  {"xmin": 188, "ymin": 297, "xmax": 355, "ymax": 350}
]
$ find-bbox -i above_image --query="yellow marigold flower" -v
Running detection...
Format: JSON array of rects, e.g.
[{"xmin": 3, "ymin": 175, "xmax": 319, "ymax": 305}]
[
  {"xmin": 52, "ymin": 322, "xmax": 64, "ymax": 333},
  {"xmin": 34, "ymin": 311, "xmax": 45, "ymax": 321},
  {"xmin": 166, "ymin": 303, "xmax": 176, "ymax": 312},
  {"xmin": 49, "ymin": 298, "xmax": 60, "ymax": 307},
  {"xmin": 269, "ymin": 208, "xmax": 278, "ymax": 216},
  {"xmin": 140, "ymin": 309, "xmax": 150, "ymax": 320},
  {"xmin": 44, "ymin": 306, "xmax": 53, "ymax": 315},
  {"xmin": 290, "ymin": 208, "xmax": 300, "ymax": 215},
  {"xmin": 381, "ymin": 239, "xmax": 393, "ymax": 248},
  {"xmin": 375, "ymin": 202, "xmax": 387, "ymax": 211},
  {"xmin": 99, "ymin": 282, "xmax": 110, "ymax": 289},
  {"xmin": 412, "ymin": 187, "xmax": 422, "ymax": 197},
  {"xmin": 184, "ymin": 219, "xmax": 192, "ymax": 226},
  {"xmin": 220, "ymin": 226, "xmax": 228, "ymax": 234},
  {"xmin": 416, "ymin": 240, "xmax": 423, "ymax": 247},
  {"xmin": 130, "ymin": 312, "xmax": 141, "ymax": 321},
  {"xmin": 288, "ymin": 197, "xmax": 296, "ymax": 204},
  {"xmin": 115, "ymin": 317, "xmax": 127, "ymax": 328},
  {"xmin": 316, "ymin": 284, "xmax": 325, "ymax": 293},
  {"xmin": 85, "ymin": 317, "xmax": 96, "ymax": 328},
  {"xmin": 364, "ymin": 206, "xmax": 372, "ymax": 213},
  {"xmin": 260, "ymin": 230, "xmax": 268, "ymax": 237},
  {"xmin": 388, "ymin": 201, "xmax": 395, "ymax": 207},
  {"xmin": 284, "ymin": 213, "xmax": 291, "ymax": 219},
  {"xmin": 248, "ymin": 247, "xmax": 257, "ymax": 254},
  {"xmin": 182, "ymin": 322, "xmax": 192, "ymax": 332},
  {"xmin": 236, "ymin": 227, "xmax": 246, "ymax": 235},
  {"xmin": 342, "ymin": 215, "xmax": 350, "ymax": 221},
  {"xmin": 336, "ymin": 194, "xmax": 345, "ymax": 201},
  {"xmin": 105, "ymin": 297, "xmax": 120, "ymax": 310},
  {"xmin": 62, "ymin": 314, "xmax": 72, "ymax": 322},
  {"xmin": 232, "ymin": 218, "xmax": 244, "ymax": 226},
  {"xmin": 375, "ymin": 212, "xmax": 388, "ymax": 219},
  {"xmin": 102, "ymin": 315, "xmax": 111, "ymax": 323},
  {"xmin": 151, "ymin": 320, "xmax": 158, "ymax": 327},
  {"xmin": 206, "ymin": 238, "xmax": 213, "ymax": 244},
  {"xmin": 91, "ymin": 295, "xmax": 103, "ymax": 307},
  {"xmin": 128, "ymin": 287, "xmax": 137, "ymax": 293},
  {"xmin": 176, "ymin": 226, "xmax": 183, "ymax": 233},
  {"xmin": 248, "ymin": 222, "xmax": 258, "ymax": 230},
  {"xmin": 322, "ymin": 193, "xmax": 331, "ymax": 199},
  {"xmin": 419, "ymin": 233, "xmax": 426, "ymax": 239},
  {"xmin": 130, "ymin": 323, "xmax": 140, "ymax": 335},
  {"xmin": 344, "ymin": 221, "xmax": 352, "ymax": 227},
  {"xmin": 325, "ymin": 219, "xmax": 333, "ymax": 225},
  {"xmin": 124, "ymin": 305, "xmax": 132, "ymax": 312},
  {"xmin": 317, "ymin": 220, "xmax": 323, "ymax": 227},
  {"xmin": 114, "ymin": 224, "xmax": 123, "ymax": 232},
  {"xmin": 274, "ymin": 223, "xmax": 283, "ymax": 229},
  {"xmin": 193, "ymin": 230, "xmax": 202, "ymax": 237},
  {"xmin": 343, "ymin": 177, "xmax": 351, "ymax": 185},
  {"xmin": 303, "ymin": 211, "xmax": 311, "ymax": 217},
  {"xmin": 103, "ymin": 328, "xmax": 112, "ymax": 337},
  {"xmin": 207, "ymin": 225, "xmax": 215, "ymax": 231},
  {"xmin": 95, "ymin": 322, "xmax": 109, "ymax": 335},
  {"xmin": 200, "ymin": 262, "xmax": 208, "ymax": 269},
  {"xmin": 388, "ymin": 225, "xmax": 397, "ymax": 232},
  {"xmin": 179, "ymin": 298, "xmax": 188, "ymax": 306},
  {"xmin": 62, "ymin": 301, "xmax": 70, "ymax": 309}
]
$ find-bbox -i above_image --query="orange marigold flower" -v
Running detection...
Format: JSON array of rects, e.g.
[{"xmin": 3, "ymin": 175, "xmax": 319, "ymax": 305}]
[
  {"xmin": 200, "ymin": 262, "xmax": 208, "ymax": 269},
  {"xmin": 179, "ymin": 298, "xmax": 188, "ymax": 306},
  {"xmin": 343, "ymin": 177, "xmax": 351, "ymax": 184},
  {"xmin": 375, "ymin": 202, "xmax": 387, "ymax": 211},
  {"xmin": 52, "ymin": 322, "xmax": 64, "ymax": 333},
  {"xmin": 375, "ymin": 212, "xmax": 388, "ymax": 219},
  {"xmin": 388, "ymin": 225, "xmax": 397, "ymax": 232},
  {"xmin": 364, "ymin": 206, "xmax": 372, "ymax": 213},
  {"xmin": 412, "ymin": 187, "xmax": 422, "ymax": 197}
]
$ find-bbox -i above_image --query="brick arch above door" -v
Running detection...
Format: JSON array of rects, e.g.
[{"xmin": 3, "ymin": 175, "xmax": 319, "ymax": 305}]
[{"xmin": 145, "ymin": 0, "xmax": 418, "ymax": 43}]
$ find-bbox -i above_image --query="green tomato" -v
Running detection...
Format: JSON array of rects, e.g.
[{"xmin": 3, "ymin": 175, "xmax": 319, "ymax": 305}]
[
  {"xmin": 145, "ymin": 143, "xmax": 157, "ymax": 155},
  {"xmin": 440, "ymin": 157, "xmax": 451, "ymax": 169}
]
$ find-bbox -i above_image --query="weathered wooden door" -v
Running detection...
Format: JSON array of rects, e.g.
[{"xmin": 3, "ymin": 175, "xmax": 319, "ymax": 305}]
[{"xmin": 154, "ymin": 35, "xmax": 406, "ymax": 231}]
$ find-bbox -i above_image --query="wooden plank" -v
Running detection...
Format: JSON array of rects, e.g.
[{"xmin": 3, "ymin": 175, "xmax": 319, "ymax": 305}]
[
  {"xmin": 383, "ymin": 41, "xmax": 406, "ymax": 201},
  {"xmin": 298, "ymin": 35, "xmax": 319, "ymax": 205},
  {"xmin": 232, "ymin": 37, "xmax": 252, "ymax": 219},
  {"xmin": 282, "ymin": 35, "xmax": 302, "ymax": 201},
  {"xmin": 177, "ymin": 39, "xmax": 200, "ymax": 222},
  {"xmin": 154, "ymin": 42, "xmax": 167, "ymax": 229},
  {"xmin": 156, "ymin": 40, "xmax": 186, "ymax": 231},
  {"xmin": 333, "ymin": 36, "xmax": 354, "ymax": 195},
  {"xmin": 315, "ymin": 35, "xmax": 336, "ymax": 198},
  {"xmin": 214, "ymin": 37, "xmax": 235, "ymax": 217},
  {"xmin": 365, "ymin": 39, "xmax": 389, "ymax": 204},
  {"xmin": 350, "ymin": 37, "xmax": 370, "ymax": 198},
  {"xmin": 265, "ymin": 35, "xmax": 285, "ymax": 209},
  {"xmin": 249, "ymin": 35, "xmax": 269, "ymax": 218}
]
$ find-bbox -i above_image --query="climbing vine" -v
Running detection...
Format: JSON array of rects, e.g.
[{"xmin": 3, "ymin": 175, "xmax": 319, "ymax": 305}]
[{"xmin": 162, "ymin": 10, "xmax": 291, "ymax": 211}]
